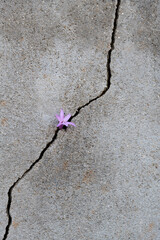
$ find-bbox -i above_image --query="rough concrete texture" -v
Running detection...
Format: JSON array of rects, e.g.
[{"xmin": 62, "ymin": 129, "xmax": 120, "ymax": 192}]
[
  {"xmin": 1, "ymin": 0, "xmax": 160, "ymax": 239},
  {"xmin": 0, "ymin": 0, "xmax": 116, "ymax": 238}
]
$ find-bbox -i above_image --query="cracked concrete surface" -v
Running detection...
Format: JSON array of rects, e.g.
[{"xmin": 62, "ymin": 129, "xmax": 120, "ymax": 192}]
[
  {"xmin": 1, "ymin": 0, "xmax": 160, "ymax": 239},
  {"xmin": 2, "ymin": 1, "xmax": 120, "ymax": 238},
  {"xmin": 0, "ymin": 0, "xmax": 116, "ymax": 238}
]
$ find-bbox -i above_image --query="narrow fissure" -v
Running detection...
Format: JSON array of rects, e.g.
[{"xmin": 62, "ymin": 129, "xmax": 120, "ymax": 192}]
[
  {"xmin": 2, "ymin": 0, "xmax": 121, "ymax": 239},
  {"xmin": 71, "ymin": 0, "xmax": 121, "ymax": 120}
]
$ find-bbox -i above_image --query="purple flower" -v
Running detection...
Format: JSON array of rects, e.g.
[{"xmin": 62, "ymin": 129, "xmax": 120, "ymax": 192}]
[{"xmin": 56, "ymin": 109, "xmax": 76, "ymax": 129}]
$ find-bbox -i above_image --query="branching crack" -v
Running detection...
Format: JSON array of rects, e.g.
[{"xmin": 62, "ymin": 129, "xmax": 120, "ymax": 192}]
[{"xmin": 2, "ymin": 0, "xmax": 121, "ymax": 239}]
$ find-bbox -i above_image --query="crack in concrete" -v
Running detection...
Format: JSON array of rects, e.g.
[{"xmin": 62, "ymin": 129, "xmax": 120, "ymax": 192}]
[
  {"xmin": 2, "ymin": 0, "xmax": 121, "ymax": 239},
  {"xmin": 70, "ymin": 0, "xmax": 121, "ymax": 120}
]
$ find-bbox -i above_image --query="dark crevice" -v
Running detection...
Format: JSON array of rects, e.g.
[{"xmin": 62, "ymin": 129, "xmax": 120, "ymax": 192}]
[
  {"xmin": 2, "ymin": 1, "xmax": 121, "ymax": 239},
  {"xmin": 70, "ymin": 0, "xmax": 121, "ymax": 120},
  {"xmin": 2, "ymin": 129, "xmax": 59, "ymax": 240}
]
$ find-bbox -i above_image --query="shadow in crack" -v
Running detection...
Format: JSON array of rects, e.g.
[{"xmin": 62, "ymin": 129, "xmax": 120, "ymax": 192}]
[{"xmin": 2, "ymin": 0, "xmax": 121, "ymax": 239}]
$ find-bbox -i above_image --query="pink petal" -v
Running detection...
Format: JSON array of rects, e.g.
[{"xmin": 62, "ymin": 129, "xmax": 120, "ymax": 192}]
[
  {"xmin": 57, "ymin": 123, "xmax": 62, "ymax": 127},
  {"xmin": 60, "ymin": 109, "xmax": 64, "ymax": 120},
  {"xmin": 67, "ymin": 122, "xmax": 76, "ymax": 127},
  {"xmin": 63, "ymin": 114, "xmax": 71, "ymax": 122},
  {"xmin": 56, "ymin": 114, "xmax": 61, "ymax": 121}
]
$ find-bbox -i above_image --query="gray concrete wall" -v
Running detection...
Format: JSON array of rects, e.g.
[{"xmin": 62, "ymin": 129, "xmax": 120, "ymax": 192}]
[{"xmin": 0, "ymin": 0, "xmax": 160, "ymax": 239}]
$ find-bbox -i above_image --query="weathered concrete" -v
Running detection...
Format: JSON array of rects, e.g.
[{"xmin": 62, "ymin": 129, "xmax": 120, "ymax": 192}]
[
  {"xmin": 1, "ymin": 0, "xmax": 160, "ymax": 239},
  {"xmin": 0, "ymin": 0, "xmax": 116, "ymax": 238}
]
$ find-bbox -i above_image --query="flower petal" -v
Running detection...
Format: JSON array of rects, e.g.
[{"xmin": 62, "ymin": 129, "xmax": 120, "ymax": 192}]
[
  {"xmin": 64, "ymin": 114, "xmax": 71, "ymax": 122},
  {"xmin": 57, "ymin": 123, "xmax": 62, "ymax": 127},
  {"xmin": 67, "ymin": 122, "xmax": 76, "ymax": 127},
  {"xmin": 60, "ymin": 109, "xmax": 64, "ymax": 120},
  {"xmin": 56, "ymin": 114, "xmax": 61, "ymax": 121}
]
